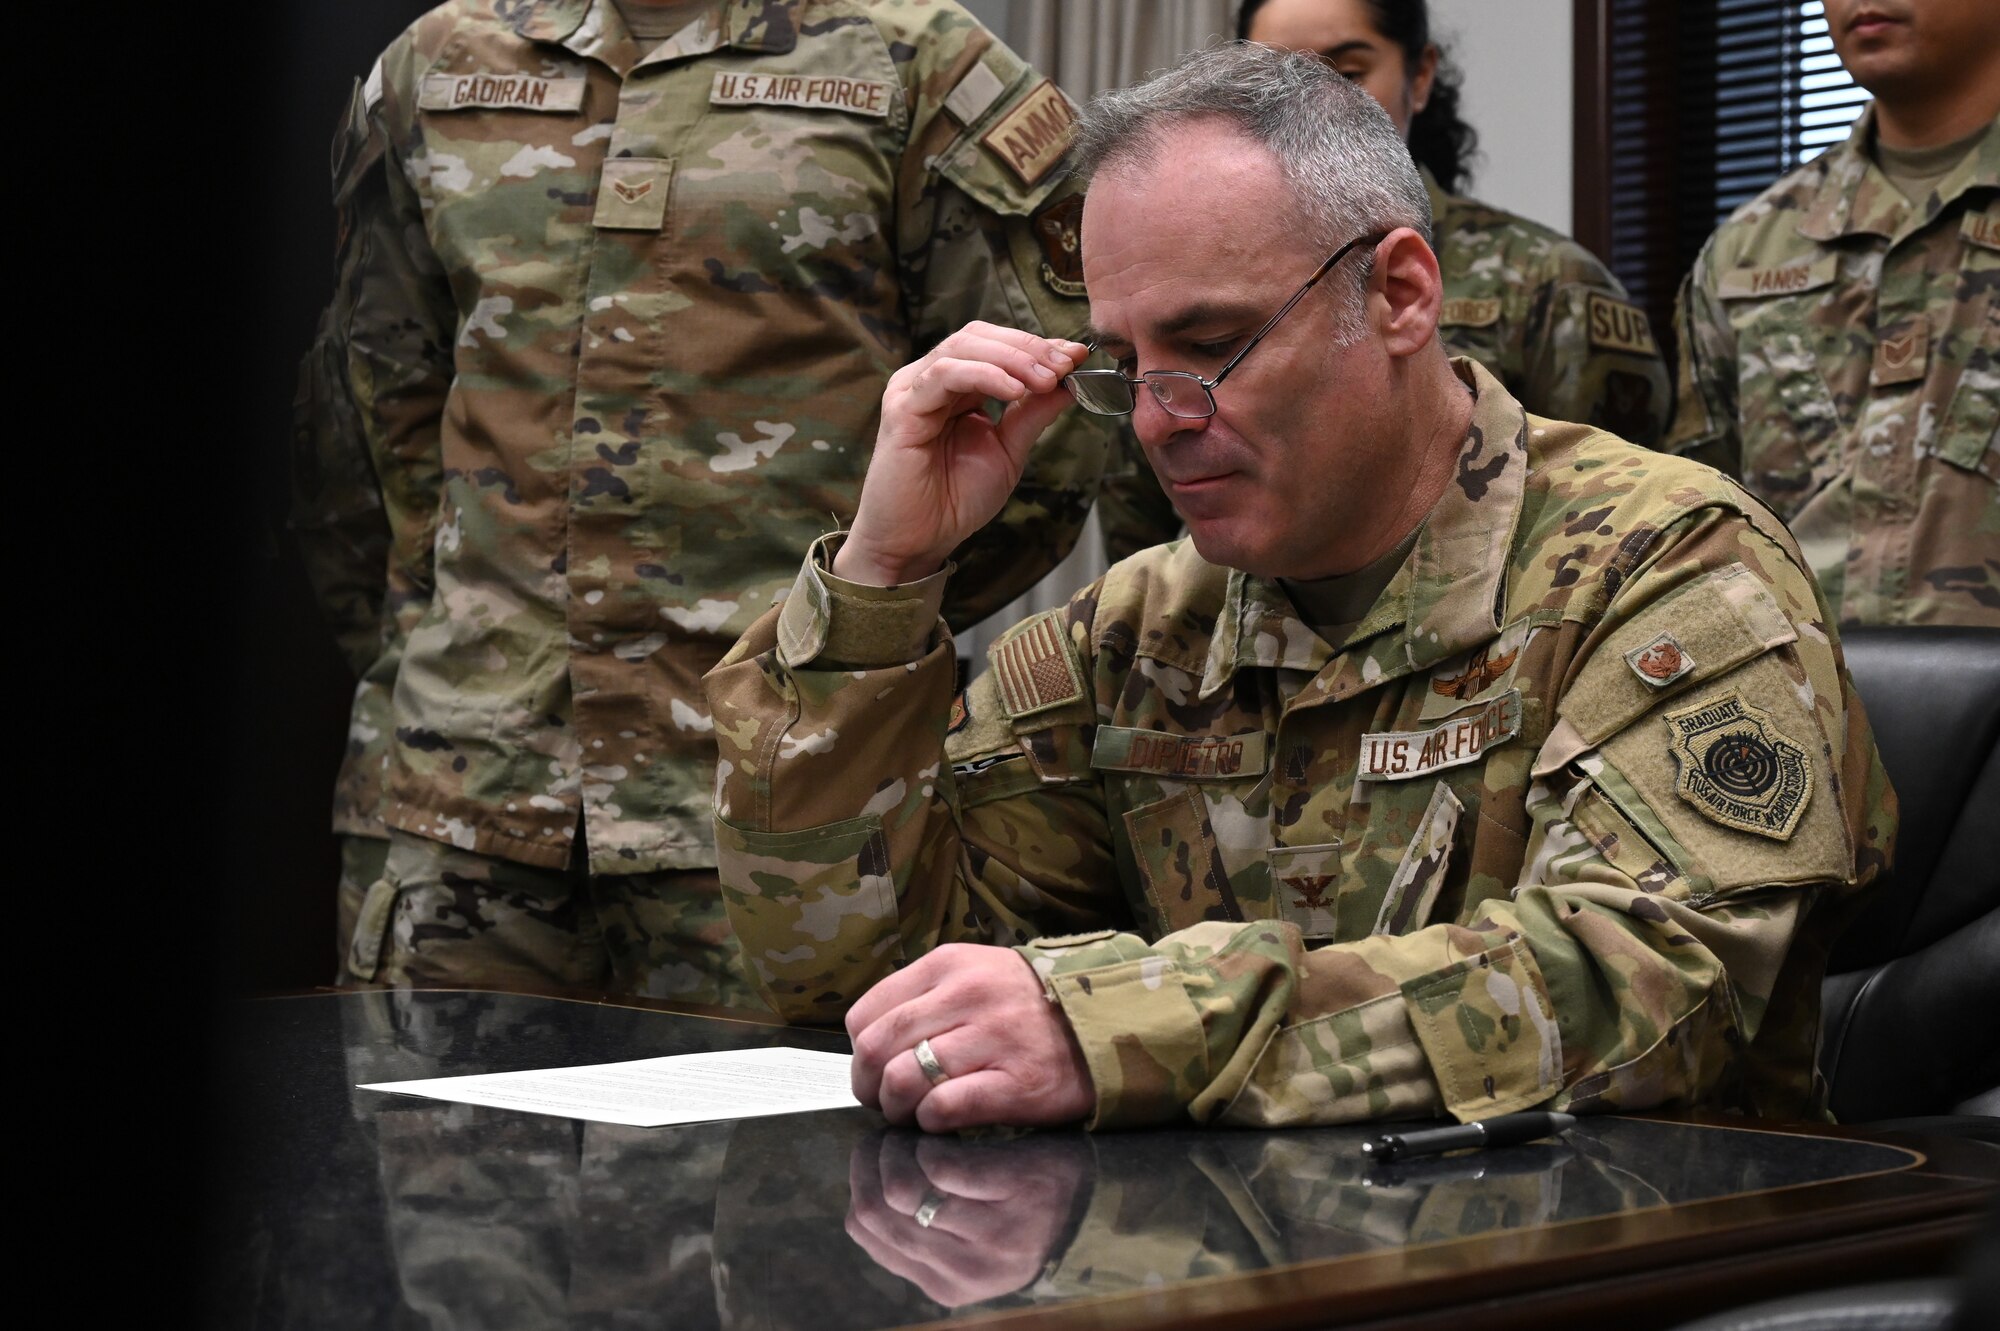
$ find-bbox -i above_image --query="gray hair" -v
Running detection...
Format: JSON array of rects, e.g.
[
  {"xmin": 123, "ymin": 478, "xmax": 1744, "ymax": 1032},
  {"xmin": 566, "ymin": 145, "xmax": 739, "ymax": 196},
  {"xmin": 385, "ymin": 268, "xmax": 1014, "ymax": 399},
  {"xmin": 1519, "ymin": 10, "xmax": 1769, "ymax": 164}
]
[{"xmin": 1072, "ymin": 42, "xmax": 1432, "ymax": 334}]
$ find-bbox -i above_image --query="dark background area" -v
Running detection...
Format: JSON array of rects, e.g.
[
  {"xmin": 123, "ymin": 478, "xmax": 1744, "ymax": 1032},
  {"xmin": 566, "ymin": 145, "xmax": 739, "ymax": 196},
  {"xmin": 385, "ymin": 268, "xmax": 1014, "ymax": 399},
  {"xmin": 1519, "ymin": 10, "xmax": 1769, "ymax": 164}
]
[{"xmin": 227, "ymin": 0, "xmax": 435, "ymax": 995}]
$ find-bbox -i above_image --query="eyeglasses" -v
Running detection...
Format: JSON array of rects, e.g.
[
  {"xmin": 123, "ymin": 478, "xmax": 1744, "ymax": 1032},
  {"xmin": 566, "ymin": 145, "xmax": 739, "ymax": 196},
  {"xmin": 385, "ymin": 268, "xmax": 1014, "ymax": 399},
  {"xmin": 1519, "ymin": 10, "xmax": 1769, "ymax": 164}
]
[{"xmin": 1063, "ymin": 232, "xmax": 1388, "ymax": 420}]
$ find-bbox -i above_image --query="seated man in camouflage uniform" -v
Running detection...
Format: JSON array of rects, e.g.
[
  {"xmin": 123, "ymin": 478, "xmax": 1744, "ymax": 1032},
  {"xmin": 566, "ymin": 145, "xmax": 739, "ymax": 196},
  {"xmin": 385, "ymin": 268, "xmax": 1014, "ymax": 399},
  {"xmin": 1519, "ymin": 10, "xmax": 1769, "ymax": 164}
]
[{"xmin": 704, "ymin": 45, "xmax": 1895, "ymax": 1131}]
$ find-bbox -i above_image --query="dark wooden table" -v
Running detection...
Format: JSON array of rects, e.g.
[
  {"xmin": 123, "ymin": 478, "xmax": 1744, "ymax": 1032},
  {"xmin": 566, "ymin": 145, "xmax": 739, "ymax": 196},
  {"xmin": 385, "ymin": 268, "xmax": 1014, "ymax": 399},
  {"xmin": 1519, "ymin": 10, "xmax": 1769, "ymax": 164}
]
[{"xmin": 205, "ymin": 989, "xmax": 1998, "ymax": 1330}]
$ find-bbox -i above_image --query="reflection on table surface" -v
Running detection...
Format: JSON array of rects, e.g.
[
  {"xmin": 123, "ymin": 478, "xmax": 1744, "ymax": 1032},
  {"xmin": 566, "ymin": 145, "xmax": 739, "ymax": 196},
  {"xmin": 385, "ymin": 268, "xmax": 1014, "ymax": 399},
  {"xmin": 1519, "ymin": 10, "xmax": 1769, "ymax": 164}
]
[{"xmin": 209, "ymin": 989, "xmax": 1932, "ymax": 1330}]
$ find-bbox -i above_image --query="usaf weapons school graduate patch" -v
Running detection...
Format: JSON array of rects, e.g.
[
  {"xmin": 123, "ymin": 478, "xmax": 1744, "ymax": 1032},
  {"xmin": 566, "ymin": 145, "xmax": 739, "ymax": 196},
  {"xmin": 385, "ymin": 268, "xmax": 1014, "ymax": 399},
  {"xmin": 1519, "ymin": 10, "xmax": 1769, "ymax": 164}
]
[{"xmin": 1663, "ymin": 689, "xmax": 1811, "ymax": 840}]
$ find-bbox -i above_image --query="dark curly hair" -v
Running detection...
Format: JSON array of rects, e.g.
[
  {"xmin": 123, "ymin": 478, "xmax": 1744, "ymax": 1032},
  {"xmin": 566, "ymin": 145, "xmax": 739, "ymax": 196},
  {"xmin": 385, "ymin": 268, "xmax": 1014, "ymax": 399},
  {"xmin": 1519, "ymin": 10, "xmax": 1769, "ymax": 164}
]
[{"xmin": 1236, "ymin": 0, "xmax": 1480, "ymax": 194}]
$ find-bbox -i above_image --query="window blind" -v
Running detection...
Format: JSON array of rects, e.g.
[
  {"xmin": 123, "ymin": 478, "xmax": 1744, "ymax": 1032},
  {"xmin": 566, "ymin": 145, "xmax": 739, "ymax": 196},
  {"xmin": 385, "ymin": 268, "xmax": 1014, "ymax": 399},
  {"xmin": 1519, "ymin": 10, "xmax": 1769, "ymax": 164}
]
[{"xmin": 1577, "ymin": 1, "xmax": 1872, "ymax": 350}]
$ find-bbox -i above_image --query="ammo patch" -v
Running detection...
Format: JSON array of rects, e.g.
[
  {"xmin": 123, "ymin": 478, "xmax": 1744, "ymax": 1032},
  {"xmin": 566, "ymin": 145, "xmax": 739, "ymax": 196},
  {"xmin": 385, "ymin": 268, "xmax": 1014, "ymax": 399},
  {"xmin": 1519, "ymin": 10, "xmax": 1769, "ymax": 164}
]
[
  {"xmin": 1664, "ymin": 689, "xmax": 1811, "ymax": 840},
  {"xmin": 1586, "ymin": 292, "xmax": 1658, "ymax": 356},
  {"xmin": 1625, "ymin": 632, "xmax": 1695, "ymax": 688},
  {"xmin": 418, "ymin": 73, "xmax": 586, "ymax": 113},
  {"xmin": 1091, "ymin": 726, "xmax": 1270, "ymax": 781},
  {"xmin": 1033, "ymin": 194, "xmax": 1085, "ymax": 298},
  {"xmin": 595, "ymin": 158, "xmax": 671, "ymax": 230},
  {"xmin": 991, "ymin": 613, "xmax": 1084, "ymax": 718},
  {"xmin": 981, "ymin": 78, "xmax": 1074, "ymax": 186},
  {"xmin": 709, "ymin": 72, "xmax": 892, "ymax": 117},
  {"xmin": 1439, "ymin": 297, "xmax": 1500, "ymax": 328},
  {"xmin": 1717, "ymin": 254, "xmax": 1838, "ymax": 300},
  {"xmin": 1359, "ymin": 690, "xmax": 1521, "ymax": 782},
  {"xmin": 1871, "ymin": 322, "xmax": 1929, "ymax": 387}
]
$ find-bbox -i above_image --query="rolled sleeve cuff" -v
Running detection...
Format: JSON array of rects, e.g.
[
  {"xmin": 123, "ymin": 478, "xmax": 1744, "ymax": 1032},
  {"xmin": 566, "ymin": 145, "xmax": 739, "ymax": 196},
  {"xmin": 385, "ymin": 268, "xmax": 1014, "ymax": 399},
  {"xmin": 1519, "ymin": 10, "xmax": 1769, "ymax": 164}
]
[
  {"xmin": 1019, "ymin": 932, "xmax": 1209, "ymax": 1130},
  {"xmin": 778, "ymin": 532, "xmax": 952, "ymax": 670}
]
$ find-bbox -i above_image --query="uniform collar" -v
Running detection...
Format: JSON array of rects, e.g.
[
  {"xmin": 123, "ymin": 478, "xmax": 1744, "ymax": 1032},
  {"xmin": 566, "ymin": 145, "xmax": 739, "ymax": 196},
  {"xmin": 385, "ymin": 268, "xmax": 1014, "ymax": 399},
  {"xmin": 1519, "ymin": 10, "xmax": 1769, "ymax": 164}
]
[
  {"xmin": 515, "ymin": 0, "xmax": 798, "ymax": 60},
  {"xmin": 1199, "ymin": 358, "xmax": 1527, "ymax": 700},
  {"xmin": 1418, "ymin": 163, "xmax": 1456, "ymax": 230},
  {"xmin": 1798, "ymin": 106, "xmax": 1999, "ymax": 244}
]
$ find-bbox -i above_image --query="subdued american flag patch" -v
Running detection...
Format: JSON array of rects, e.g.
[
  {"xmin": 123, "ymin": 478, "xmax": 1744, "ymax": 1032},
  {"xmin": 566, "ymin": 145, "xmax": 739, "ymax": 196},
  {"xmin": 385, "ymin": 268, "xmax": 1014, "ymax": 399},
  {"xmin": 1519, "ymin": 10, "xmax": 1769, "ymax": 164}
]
[{"xmin": 991, "ymin": 612, "xmax": 1084, "ymax": 719}]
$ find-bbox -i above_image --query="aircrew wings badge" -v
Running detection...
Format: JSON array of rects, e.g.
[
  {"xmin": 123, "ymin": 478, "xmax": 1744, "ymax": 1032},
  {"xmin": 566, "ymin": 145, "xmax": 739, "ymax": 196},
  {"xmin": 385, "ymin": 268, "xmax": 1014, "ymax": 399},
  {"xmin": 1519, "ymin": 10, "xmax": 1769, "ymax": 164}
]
[{"xmin": 1663, "ymin": 690, "xmax": 1811, "ymax": 840}]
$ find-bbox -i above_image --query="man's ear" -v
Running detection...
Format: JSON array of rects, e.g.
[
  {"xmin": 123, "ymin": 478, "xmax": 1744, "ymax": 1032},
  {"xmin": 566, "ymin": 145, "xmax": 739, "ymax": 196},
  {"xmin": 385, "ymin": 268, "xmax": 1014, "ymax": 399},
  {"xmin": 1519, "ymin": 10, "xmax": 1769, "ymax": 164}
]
[{"xmin": 1370, "ymin": 227, "xmax": 1442, "ymax": 359}]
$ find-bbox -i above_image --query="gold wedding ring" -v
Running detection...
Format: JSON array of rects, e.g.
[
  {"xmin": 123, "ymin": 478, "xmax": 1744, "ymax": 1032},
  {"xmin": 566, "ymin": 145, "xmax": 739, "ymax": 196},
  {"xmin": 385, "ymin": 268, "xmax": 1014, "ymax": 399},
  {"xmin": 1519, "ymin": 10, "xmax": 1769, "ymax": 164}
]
[{"xmin": 913, "ymin": 1037, "xmax": 949, "ymax": 1086}]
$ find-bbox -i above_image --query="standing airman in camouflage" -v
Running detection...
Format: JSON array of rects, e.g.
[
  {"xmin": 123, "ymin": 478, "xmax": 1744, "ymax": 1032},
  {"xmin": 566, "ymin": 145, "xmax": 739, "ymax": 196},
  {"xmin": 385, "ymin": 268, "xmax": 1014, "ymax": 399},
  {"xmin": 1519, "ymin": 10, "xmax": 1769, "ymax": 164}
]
[
  {"xmin": 290, "ymin": 0, "xmax": 1120, "ymax": 1000},
  {"xmin": 1099, "ymin": 0, "xmax": 1670, "ymax": 561},
  {"xmin": 1666, "ymin": 0, "xmax": 1999, "ymax": 626},
  {"xmin": 705, "ymin": 45, "xmax": 1893, "ymax": 1131}
]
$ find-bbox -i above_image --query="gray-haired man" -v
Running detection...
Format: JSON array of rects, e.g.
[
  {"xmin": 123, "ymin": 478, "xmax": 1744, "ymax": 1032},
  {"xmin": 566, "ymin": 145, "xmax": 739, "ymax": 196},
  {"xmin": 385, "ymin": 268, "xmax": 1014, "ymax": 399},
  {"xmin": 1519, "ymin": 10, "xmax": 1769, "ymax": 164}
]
[{"xmin": 705, "ymin": 44, "xmax": 1891, "ymax": 1132}]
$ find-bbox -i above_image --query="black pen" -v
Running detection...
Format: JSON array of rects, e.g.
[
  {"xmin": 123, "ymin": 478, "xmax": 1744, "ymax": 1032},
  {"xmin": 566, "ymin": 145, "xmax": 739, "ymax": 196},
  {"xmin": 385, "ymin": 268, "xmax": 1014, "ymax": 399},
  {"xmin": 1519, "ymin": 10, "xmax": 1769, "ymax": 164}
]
[{"xmin": 1361, "ymin": 1110, "xmax": 1578, "ymax": 1162}]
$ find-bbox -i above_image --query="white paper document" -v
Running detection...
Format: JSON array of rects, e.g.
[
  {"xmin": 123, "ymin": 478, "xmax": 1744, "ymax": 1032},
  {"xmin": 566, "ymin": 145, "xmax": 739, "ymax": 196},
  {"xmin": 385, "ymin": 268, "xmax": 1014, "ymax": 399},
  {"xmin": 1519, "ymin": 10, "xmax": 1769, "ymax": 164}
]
[{"xmin": 358, "ymin": 1046, "xmax": 859, "ymax": 1127}]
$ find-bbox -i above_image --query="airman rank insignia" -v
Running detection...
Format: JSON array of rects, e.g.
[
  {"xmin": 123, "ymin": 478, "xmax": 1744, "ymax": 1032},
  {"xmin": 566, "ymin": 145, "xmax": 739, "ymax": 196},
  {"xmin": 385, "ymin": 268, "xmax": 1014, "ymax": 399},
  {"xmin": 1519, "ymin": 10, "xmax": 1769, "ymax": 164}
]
[
  {"xmin": 1625, "ymin": 632, "xmax": 1695, "ymax": 688},
  {"xmin": 1963, "ymin": 207, "xmax": 1999, "ymax": 252},
  {"xmin": 991, "ymin": 612, "xmax": 1084, "ymax": 719},
  {"xmin": 1871, "ymin": 321, "xmax": 1929, "ymax": 386},
  {"xmin": 1664, "ymin": 690, "xmax": 1811, "ymax": 840},
  {"xmin": 1033, "ymin": 194, "xmax": 1085, "ymax": 297}
]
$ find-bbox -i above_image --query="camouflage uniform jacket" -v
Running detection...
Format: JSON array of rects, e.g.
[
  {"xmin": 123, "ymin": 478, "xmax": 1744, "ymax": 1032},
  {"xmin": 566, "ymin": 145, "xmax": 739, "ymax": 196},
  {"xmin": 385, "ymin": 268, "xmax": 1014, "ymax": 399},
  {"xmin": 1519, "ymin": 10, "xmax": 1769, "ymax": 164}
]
[
  {"xmin": 1096, "ymin": 169, "xmax": 1670, "ymax": 564},
  {"xmin": 1665, "ymin": 110, "xmax": 1999, "ymax": 626},
  {"xmin": 707, "ymin": 360, "xmax": 1894, "ymax": 1129},
  {"xmin": 292, "ymin": 0, "xmax": 1116, "ymax": 866}
]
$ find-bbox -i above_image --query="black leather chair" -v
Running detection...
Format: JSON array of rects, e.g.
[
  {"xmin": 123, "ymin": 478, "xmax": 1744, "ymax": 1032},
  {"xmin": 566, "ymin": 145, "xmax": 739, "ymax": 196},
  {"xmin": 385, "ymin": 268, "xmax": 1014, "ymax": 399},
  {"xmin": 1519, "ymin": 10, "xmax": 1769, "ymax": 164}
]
[{"xmin": 1819, "ymin": 627, "xmax": 2000, "ymax": 1124}]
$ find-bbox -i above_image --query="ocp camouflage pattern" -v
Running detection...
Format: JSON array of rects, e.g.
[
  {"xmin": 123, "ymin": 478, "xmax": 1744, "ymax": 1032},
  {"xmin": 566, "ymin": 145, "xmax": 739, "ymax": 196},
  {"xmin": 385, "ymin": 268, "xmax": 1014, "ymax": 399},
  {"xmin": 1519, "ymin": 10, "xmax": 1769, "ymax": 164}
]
[
  {"xmin": 1097, "ymin": 167, "xmax": 1670, "ymax": 562},
  {"xmin": 706, "ymin": 360, "xmax": 1894, "ymax": 1129},
  {"xmin": 1665, "ymin": 109, "xmax": 1999, "ymax": 626},
  {"xmin": 291, "ymin": 0, "xmax": 1120, "ymax": 872}
]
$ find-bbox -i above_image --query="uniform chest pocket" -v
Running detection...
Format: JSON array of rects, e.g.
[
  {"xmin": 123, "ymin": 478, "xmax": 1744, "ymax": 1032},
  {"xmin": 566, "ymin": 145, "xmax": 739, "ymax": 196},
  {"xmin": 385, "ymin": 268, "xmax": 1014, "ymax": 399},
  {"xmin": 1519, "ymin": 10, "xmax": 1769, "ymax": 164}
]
[{"xmin": 1717, "ymin": 256, "xmax": 1849, "ymax": 517}]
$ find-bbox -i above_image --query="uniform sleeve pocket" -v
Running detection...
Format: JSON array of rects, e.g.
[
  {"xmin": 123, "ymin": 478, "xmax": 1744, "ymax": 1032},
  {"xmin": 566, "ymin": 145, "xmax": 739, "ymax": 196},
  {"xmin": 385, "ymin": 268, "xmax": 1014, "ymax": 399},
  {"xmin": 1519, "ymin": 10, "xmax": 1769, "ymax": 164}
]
[
  {"xmin": 1402, "ymin": 935, "xmax": 1563, "ymax": 1121},
  {"xmin": 715, "ymin": 812, "xmax": 900, "ymax": 1014}
]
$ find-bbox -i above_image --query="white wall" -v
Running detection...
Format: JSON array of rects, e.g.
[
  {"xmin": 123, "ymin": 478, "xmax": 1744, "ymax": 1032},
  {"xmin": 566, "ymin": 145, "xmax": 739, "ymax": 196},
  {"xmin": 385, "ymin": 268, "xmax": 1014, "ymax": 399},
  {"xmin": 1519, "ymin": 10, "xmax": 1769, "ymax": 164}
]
[{"xmin": 1425, "ymin": 0, "xmax": 1574, "ymax": 233}]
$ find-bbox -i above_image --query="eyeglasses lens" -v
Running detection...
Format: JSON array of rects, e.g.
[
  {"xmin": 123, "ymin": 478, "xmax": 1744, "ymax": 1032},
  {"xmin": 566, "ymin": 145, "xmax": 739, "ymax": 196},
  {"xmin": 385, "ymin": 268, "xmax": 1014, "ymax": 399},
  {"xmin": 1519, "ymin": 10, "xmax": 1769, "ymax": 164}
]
[{"xmin": 1065, "ymin": 371, "xmax": 1135, "ymax": 416}]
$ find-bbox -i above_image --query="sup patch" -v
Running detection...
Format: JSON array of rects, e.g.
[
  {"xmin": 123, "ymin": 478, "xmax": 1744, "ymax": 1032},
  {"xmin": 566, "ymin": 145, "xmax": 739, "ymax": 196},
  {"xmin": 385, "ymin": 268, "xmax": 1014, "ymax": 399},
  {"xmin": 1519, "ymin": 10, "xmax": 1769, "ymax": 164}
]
[{"xmin": 1664, "ymin": 690, "xmax": 1811, "ymax": 840}]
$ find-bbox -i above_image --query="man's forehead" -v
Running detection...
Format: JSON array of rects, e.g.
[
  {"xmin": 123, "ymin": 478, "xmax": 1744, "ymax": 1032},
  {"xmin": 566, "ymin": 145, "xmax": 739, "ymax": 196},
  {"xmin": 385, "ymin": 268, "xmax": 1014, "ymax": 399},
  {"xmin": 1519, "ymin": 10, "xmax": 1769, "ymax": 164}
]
[{"xmin": 1079, "ymin": 132, "xmax": 1302, "ymax": 339}]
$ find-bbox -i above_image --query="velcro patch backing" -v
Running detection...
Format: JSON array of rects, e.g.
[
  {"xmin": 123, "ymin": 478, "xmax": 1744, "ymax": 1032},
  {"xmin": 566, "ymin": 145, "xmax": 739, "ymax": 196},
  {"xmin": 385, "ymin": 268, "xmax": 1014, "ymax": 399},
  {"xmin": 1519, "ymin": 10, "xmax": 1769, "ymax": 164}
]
[{"xmin": 1558, "ymin": 563, "xmax": 1795, "ymax": 748}]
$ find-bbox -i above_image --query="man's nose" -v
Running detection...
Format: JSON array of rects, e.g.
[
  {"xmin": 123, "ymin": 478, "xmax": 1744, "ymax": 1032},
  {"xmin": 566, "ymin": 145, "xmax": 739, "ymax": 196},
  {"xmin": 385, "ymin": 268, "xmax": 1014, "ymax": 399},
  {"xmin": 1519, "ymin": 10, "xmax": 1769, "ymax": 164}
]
[{"xmin": 1131, "ymin": 387, "xmax": 1206, "ymax": 451}]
